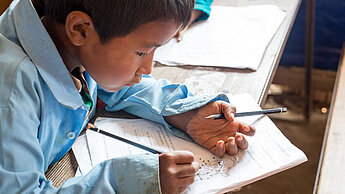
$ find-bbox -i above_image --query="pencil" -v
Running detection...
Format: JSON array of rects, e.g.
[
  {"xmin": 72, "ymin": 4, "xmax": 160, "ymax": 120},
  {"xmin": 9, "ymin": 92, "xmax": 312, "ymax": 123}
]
[
  {"xmin": 88, "ymin": 124, "xmax": 163, "ymax": 154},
  {"xmin": 205, "ymin": 107, "xmax": 287, "ymax": 120}
]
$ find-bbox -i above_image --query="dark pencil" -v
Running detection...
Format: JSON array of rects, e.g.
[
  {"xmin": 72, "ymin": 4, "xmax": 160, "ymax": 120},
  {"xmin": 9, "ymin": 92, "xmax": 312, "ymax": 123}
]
[
  {"xmin": 205, "ymin": 107, "xmax": 287, "ymax": 120},
  {"xmin": 88, "ymin": 125, "xmax": 163, "ymax": 154}
]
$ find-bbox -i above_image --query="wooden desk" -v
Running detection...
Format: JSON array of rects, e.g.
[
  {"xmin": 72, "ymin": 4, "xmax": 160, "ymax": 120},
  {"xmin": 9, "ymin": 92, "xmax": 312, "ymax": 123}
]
[
  {"xmin": 46, "ymin": 0, "xmax": 301, "ymax": 187},
  {"xmin": 313, "ymin": 43, "xmax": 345, "ymax": 194},
  {"xmin": 152, "ymin": 0, "xmax": 301, "ymax": 105}
]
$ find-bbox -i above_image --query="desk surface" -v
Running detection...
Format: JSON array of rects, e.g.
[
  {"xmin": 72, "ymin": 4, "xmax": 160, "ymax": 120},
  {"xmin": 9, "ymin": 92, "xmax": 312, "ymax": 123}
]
[
  {"xmin": 313, "ymin": 44, "xmax": 345, "ymax": 194},
  {"xmin": 46, "ymin": 0, "xmax": 301, "ymax": 187},
  {"xmin": 152, "ymin": 0, "xmax": 301, "ymax": 106}
]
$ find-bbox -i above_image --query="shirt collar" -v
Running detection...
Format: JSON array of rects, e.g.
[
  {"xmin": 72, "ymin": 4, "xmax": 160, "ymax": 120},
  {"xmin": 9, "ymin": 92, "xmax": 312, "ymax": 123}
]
[
  {"xmin": 12, "ymin": 0, "xmax": 84, "ymax": 110},
  {"xmin": 70, "ymin": 66, "xmax": 89, "ymax": 93}
]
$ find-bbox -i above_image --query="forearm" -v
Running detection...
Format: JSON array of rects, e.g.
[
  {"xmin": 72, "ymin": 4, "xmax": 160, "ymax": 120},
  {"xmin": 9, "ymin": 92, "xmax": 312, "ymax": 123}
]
[{"xmin": 164, "ymin": 108, "xmax": 199, "ymax": 132}]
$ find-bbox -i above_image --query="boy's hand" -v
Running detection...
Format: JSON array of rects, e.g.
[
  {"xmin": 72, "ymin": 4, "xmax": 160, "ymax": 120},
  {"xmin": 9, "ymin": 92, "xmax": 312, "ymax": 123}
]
[
  {"xmin": 159, "ymin": 151, "xmax": 199, "ymax": 194},
  {"xmin": 186, "ymin": 101, "xmax": 256, "ymax": 157}
]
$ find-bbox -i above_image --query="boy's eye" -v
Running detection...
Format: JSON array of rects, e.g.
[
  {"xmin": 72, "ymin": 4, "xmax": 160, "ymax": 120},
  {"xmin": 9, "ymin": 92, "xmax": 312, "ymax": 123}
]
[{"xmin": 136, "ymin": 52, "xmax": 149, "ymax": 57}]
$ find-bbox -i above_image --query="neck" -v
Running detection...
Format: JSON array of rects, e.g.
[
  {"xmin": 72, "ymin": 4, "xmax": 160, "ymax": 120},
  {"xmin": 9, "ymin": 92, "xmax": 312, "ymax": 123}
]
[{"xmin": 41, "ymin": 16, "xmax": 81, "ymax": 72}]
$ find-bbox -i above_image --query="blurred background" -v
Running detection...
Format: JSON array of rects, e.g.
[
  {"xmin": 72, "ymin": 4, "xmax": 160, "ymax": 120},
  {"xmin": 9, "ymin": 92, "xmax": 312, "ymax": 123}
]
[{"xmin": 238, "ymin": 0, "xmax": 344, "ymax": 193}]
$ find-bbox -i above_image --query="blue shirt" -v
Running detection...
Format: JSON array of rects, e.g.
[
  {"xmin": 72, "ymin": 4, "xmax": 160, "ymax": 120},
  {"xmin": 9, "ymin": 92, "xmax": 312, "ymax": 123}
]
[{"xmin": 0, "ymin": 0, "xmax": 225, "ymax": 193}]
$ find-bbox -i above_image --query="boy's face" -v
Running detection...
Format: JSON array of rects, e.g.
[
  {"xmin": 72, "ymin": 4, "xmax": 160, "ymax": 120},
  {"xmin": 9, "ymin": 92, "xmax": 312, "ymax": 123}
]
[{"xmin": 77, "ymin": 20, "xmax": 180, "ymax": 92}]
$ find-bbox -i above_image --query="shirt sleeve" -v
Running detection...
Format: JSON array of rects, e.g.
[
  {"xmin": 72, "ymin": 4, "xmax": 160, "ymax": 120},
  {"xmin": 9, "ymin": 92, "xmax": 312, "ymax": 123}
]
[
  {"xmin": 0, "ymin": 60, "xmax": 160, "ymax": 193},
  {"xmin": 194, "ymin": 0, "xmax": 215, "ymax": 22},
  {"xmin": 60, "ymin": 154, "xmax": 161, "ymax": 194},
  {"xmin": 97, "ymin": 74, "xmax": 230, "ymax": 141}
]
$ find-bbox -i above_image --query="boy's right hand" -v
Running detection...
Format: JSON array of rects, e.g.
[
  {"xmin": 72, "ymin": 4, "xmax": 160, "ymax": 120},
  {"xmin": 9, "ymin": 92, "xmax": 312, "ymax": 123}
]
[{"xmin": 159, "ymin": 151, "xmax": 199, "ymax": 194}]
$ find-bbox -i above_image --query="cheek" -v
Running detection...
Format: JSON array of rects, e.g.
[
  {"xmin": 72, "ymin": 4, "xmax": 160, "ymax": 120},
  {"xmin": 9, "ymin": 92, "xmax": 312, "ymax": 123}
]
[
  {"xmin": 80, "ymin": 44, "xmax": 142, "ymax": 88},
  {"xmin": 87, "ymin": 56, "xmax": 139, "ymax": 88}
]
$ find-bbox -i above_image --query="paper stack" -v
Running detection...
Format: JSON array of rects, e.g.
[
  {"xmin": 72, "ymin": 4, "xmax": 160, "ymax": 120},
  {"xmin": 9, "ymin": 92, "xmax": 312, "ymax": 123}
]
[{"xmin": 153, "ymin": 5, "xmax": 286, "ymax": 70}]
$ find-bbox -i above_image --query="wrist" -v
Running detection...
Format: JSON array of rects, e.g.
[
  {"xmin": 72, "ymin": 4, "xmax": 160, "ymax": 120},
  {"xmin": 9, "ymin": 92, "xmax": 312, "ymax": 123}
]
[{"xmin": 163, "ymin": 108, "xmax": 198, "ymax": 132}]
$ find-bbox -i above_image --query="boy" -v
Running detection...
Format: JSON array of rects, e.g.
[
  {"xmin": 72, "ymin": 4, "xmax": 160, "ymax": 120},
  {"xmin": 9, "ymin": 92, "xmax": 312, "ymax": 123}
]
[{"xmin": 0, "ymin": 0, "xmax": 255, "ymax": 193}]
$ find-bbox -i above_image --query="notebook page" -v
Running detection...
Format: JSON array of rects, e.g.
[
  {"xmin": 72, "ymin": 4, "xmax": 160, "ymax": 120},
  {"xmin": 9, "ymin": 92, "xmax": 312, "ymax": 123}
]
[
  {"xmin": 86, "ymin": 93, "xmax": 307, "ymax": 193},
  {"xmin": 71, "ymin": 134, "xmax": 93, "ymax": 175}
]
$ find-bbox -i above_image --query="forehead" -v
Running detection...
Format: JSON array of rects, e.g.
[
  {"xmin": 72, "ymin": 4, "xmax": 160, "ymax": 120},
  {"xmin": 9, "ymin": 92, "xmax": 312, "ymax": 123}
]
[{"xmin": 122, "ymin": 20, "xmax": 180, "ymax": 48}]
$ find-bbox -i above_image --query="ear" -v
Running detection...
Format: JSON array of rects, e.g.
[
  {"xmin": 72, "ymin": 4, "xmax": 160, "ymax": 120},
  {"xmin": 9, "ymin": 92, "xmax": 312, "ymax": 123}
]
[{"xmin": 65, "ymin": 11, "xmax": 95, "ymax": 46}]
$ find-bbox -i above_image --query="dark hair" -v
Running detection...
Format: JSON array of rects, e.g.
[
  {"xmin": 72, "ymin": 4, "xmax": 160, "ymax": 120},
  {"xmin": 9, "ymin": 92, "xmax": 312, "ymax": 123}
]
[{"xmin": 45, "ymin": 0, "xmax": 194, "ymax": 43}]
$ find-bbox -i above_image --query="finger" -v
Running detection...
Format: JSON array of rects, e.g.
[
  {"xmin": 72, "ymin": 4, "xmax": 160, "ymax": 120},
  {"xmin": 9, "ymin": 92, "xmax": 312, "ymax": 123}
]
[
  {"xmin": 237, "ymin": 123, "xmax": 256, "ymax": 136},
  {"xmin": 235, "ymin": 134, "xmax": 248, "ymax": 150},
  {"xmin": 176, "ymin": 175, "xmax": 196, "ymax": 187},
  {"xmin": 226, "ymin": 137, "xmax": 238, "ymax": 155},
  {"xmin": 247, "ymin": 125, "xmax": 256, "ymax": 136},
  {"xmin": 177, "ymin": 186, "xmax": 188, "ymax": 194},
  {"xmin": 176, "ymin": 161, "xmax": 199, "ymax": 178},
  {"xmin": 173, "ymin": 151, "xmax": 195, "ymax": 164},
  {"xmin": 218, "ymin": 102, "xmax": 236, "ymax": 122},
  {"xmin": 214, "ymin": 140, "xmax": 226, "ymax": 157}
]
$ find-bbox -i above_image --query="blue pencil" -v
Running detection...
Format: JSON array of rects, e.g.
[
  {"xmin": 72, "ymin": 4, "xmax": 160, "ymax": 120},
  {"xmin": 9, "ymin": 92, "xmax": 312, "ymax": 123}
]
[
  {"xmin": 205, "ymin": 107, "xmax": 287, "ymax": 120},
  {"xmin": 88, "ymin": 126, "xmax": 163, "ymax": 154}
]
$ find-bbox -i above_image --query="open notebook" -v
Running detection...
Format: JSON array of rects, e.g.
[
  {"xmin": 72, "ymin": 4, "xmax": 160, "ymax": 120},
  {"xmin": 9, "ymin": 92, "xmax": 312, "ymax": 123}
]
[{"xmin": 73, "ymin": 93, "xmax": 307, "ymax": 193}]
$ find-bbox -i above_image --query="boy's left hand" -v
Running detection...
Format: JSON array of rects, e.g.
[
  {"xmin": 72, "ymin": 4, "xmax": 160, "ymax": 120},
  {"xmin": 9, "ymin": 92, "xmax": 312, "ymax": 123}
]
[{"xmin": 185, "ymin": 101, "xmax": 256, "ymax": 157}]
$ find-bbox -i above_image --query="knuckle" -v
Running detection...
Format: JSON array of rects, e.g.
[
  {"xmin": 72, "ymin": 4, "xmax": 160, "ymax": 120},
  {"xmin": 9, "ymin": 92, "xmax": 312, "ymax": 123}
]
[
  {"xmin": 163, "ymin": 152, "xmax": 175, "ymax": 160},
  {"xmin": 168, "ymin": 167, "xmax": 177, "ymax": 177},
  {"xmin": 190, "ymin": 175, "xmax": 196, "ymax": 184},
  {"xmin": 186, "ymin": 152, "xmax": 195, "ymax": 161},
  {"xmin": 190, "ymin": 165, "xmax": 198, "ymax": 174},
  {"xmin": 230, "ymin": 104, "xmax": 237, "ymax": 112},
  {"xmin": 176, "ymin": 170, "xmax": 183, "ymax": 177},
  {"xmin": 181, "ymin": 167, "xmax": 196, "ymax": 177}
]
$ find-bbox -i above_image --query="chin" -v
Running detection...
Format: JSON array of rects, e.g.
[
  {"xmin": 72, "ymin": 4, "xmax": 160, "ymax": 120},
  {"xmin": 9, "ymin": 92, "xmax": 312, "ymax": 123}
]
[
  {"xmin": 106, "ymin": 87, "xmax": 123, "ymax": 92},
  {"xmin": 99, "ymin": 84, "xmax": 123, "ymax": 93}
]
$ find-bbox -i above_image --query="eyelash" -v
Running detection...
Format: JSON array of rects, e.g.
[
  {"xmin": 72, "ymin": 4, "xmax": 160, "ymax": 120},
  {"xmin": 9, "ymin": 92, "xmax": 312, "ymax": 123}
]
[{"xmin": 136, "ymin": 52, "xmax": 149, "ymax": 57}]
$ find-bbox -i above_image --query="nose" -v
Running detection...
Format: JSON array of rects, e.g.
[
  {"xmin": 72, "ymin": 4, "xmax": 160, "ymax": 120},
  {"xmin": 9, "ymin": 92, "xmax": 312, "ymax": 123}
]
[{"xmin": 137, "ymin": 51, "xmax": 154, "ymax": 75}]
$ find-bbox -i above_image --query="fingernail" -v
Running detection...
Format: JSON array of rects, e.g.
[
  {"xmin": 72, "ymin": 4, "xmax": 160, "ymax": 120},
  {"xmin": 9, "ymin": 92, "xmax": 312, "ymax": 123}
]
[
  {"xmin": 219, "ymin": 141, "xmax": 224, "ymax": 149},
  {"xmin": 244, "ymin": 125, "xmax": 250, "ymax": 132},
  {"xmin": 230, "ymin": 113, "xmax": 235, "ymax": 119},
  {"xmin": 235, "ymin": 135, "xmax": 243, "ymax": 141},
  {"xmin": 230, "ymin": 138, "xmax": 236, "ymax": 145},
  {"xmin": 216, "ymin": 141, "xmax": 225, "ymax": 156}
]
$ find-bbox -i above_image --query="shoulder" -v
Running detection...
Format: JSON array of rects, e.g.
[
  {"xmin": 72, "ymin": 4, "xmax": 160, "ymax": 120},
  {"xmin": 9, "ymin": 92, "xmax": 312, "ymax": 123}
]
[{"xmin": 0, "ymin": 35, "xmax": 41, "ymax": 108}]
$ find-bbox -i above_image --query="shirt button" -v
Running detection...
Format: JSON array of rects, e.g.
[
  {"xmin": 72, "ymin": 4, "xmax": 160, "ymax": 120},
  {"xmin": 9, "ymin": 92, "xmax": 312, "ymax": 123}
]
[{"xmin": 67, "ymin": 132, "xmax": 75, "ymax": 139}]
